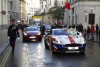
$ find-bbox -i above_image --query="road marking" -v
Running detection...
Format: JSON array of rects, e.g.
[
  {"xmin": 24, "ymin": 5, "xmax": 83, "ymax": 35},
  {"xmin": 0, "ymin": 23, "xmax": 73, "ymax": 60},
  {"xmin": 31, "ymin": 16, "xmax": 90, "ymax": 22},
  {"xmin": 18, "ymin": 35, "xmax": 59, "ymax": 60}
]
[{"xmin": 0, "ymin": 46, "xmax": 12, "ymax": 67}]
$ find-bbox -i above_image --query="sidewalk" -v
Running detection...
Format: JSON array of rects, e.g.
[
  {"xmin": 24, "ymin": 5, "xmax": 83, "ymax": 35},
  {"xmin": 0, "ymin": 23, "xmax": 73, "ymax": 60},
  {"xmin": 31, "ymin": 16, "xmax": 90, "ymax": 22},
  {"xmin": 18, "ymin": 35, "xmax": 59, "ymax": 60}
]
[
  {"xmin": 0, "ymin": 30, "xmax": 12, "ymax": 67},
  {"xmin": 86, "ymin": 34, "xmax": 100, "ymax": 43}
]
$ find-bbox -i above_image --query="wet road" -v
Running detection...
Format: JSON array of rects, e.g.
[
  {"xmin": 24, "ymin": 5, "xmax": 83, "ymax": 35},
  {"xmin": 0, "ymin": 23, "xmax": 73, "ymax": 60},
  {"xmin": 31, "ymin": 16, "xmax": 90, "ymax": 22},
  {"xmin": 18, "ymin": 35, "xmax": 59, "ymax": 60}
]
[{"xmin": 9, "ymin": 38, "xmax": 100, "ymax": 67}]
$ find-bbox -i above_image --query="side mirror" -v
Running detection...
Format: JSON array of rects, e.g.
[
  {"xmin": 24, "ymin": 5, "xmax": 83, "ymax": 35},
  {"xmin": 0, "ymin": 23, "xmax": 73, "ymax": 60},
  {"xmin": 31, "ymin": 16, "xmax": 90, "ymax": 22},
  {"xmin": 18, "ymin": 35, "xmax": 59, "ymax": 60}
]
[
  {"xmin": 77, "ymin": 32, "xmax": 82, "ymax": 36},
  {"xmin": 77, "ymin": 32, "xmax": 79, "ymax": 35}
]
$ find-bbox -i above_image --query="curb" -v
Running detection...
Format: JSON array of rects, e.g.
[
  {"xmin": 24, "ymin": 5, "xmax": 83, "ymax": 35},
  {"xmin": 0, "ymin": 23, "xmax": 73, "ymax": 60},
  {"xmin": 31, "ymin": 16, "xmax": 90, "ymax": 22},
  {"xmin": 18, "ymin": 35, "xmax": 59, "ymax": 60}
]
[{"xmin": 0, "ymin": 46, "xmax": 12, "ymax": 67}]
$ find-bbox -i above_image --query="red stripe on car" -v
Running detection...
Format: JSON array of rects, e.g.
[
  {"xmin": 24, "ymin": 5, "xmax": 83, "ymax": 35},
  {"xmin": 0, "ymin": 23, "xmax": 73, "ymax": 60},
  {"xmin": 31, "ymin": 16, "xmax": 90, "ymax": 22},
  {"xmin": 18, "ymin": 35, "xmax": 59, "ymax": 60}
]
[{"xmin": 68, "ymin": 36, "xmax": 75, "ymax": 44}]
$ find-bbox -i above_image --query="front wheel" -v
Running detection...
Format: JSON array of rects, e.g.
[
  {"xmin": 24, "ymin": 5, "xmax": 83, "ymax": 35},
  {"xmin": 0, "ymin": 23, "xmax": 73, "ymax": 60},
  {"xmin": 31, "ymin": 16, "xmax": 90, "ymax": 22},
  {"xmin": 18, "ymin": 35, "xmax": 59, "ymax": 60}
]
[{"xmin": 79, "ymin": 51, "xmax": 85, "ymax": 55}]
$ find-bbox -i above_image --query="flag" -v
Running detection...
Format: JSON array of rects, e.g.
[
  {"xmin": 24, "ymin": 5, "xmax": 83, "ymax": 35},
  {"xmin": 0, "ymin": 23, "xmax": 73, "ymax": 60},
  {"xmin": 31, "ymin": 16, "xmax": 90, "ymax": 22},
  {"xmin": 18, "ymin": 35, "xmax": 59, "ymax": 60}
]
[{"xmin": 65, "ymin": 2, "xmax": 70, "ymax": 10}]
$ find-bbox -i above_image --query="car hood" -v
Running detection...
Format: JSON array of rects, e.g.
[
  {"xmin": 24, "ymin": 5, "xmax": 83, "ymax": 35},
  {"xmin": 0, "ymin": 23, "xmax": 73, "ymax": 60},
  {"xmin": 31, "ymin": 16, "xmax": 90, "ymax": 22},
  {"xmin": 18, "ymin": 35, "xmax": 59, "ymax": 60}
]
[
  {"xmin": 52, "ymin": 35, "xmax": 84, "ymax": 45},
  {"xmin": 26, "ymin": 31, "xmax": 39, "ymax": 35}
]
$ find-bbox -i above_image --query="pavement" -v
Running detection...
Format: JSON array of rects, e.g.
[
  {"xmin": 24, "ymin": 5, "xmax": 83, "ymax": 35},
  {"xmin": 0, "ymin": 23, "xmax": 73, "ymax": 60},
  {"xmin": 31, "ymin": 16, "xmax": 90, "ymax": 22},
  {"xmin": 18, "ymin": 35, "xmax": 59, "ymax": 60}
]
[
  {"xmin": 86, "ymin": 34, "xmax": 100, "ymax": 43},
  {"xmin": 0, "ymin": 30, "xmax": 12, "ymax": 67}
]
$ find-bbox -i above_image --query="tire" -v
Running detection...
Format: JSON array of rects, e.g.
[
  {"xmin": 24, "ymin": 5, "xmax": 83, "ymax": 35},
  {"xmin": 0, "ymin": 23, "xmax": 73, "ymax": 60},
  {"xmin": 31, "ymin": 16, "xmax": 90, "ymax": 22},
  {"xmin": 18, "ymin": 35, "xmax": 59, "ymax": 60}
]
[{"xmin": 79, "ymin": 51, "xmax": 85, "ymax": 55}]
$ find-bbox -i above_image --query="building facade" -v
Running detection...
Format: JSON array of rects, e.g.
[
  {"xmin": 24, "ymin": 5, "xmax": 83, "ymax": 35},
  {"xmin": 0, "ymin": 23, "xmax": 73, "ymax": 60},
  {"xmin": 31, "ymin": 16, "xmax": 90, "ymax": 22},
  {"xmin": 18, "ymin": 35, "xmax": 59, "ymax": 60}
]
[
  {"xmin": 8, "ymin": 0, "xmax": 20, "ymax": 24},
  {"xmin": 26, "ymin": 0, "xmax": 40, "ymax": 23},
  {"xmin": 40, "ymin": 0, "xmax": 46, "ymax": 14},
  {"xmin": 0, "ymin": 0, "xmax": 8, "ymax": 29},
  {"xmin": 42, "ymin": 0, "xmax": 65, "ymax": 24},
  {"xmin": 64, "ymin": 0, "xmax": 100, "ymax": 28},
  {"xmin": 20, "ymin": 0, "xmax": 26, "ymax": 22}
]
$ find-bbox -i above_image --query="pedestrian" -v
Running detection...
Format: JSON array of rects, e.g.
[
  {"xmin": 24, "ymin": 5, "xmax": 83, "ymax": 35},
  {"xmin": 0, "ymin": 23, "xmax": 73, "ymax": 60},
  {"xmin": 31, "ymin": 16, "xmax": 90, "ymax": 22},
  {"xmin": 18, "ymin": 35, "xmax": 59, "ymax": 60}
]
[
  {"xmin": 72, "ymin": 24, "xmax": 75, "ymax": 28},
  {"xmin": 41, "ymin": 24, "xmax": 45, "ymax": 36},
  {"xmin": 68, "ymin": 25, "xmax": 71, "ymax": 29},
  {"xmin": 78, "ymin": 24, "xmax": 83, "ymax": 33},
  {"xmin": 83, "ymin": 28, "xmax": 86, "ymax": 39},
  {"xmin": 76, "ymin": 24, "xmax": 79, "ymax": 31},
  {"xmin": 96, "ymin": 24, "xmax": 99, "ymax": 37},
  {"xmin": 90, "ymin": 24, "xmax": 95, "ymax": 40},
  {"xmin": 98, "ymin": 26, "xmax": 100, "ymax": 40},
  {"xmin": 86, "ymin": 26, "xmax": 90, "ymax": 40},
  {"xmin": 8, "ymin": 19, "xmax": 20, "ymax": 53},
  {"xmin": 21, "ymin": 20, "xmax": 28, "ymax": 32}
]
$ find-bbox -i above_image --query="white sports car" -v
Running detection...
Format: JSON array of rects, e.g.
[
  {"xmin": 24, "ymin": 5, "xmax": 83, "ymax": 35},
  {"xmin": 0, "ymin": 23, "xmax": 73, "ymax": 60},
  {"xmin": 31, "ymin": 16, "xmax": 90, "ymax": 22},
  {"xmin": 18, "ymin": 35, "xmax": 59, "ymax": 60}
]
[{"xmin": 44, "ymin": 29, "xmax": 86, "ymax": 54}]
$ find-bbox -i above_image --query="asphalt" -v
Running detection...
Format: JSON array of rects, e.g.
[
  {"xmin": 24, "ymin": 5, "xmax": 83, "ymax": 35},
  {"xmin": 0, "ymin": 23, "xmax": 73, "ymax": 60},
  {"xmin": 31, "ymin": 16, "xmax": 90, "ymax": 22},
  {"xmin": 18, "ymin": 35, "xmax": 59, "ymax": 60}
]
[
  {"xmin": 9, "ymin": 36, "xmax": 100, "ymax": 67},
  {"xmin": 1, "ymin": 30, "xmax": 100, "ymax": 67}
]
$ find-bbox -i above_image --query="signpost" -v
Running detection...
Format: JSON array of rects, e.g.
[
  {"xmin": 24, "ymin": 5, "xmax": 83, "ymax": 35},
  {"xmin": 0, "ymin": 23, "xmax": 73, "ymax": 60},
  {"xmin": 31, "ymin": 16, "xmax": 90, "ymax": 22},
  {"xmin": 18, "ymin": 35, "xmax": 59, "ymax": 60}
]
[{"xmin": 1, "ymin": 10, "xmax": 6, "ymax": 15}]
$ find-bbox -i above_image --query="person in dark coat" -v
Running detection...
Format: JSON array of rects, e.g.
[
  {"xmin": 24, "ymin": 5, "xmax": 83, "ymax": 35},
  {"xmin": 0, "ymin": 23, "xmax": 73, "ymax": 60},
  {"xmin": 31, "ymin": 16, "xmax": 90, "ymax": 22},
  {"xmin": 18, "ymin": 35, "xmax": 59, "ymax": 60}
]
[
  {"xmin": 78, "ymin": 24, "xmax": 83, "ymax": 33},
  {"xmin": 72, "ymin": 24, "xmax": 75, "ymax": 28},
  {"xmin": 8, "ymin": 19, "xmax": 20, "ymax": 53},
  {"xmin": 96, "ymin": 24, "xmax": 99, "ymax": 37},
  {"xmin": 68, "ymin": 25, "xmax": 71, "ymax": 29},
  {"xmin": 76, "ymin": 24, "xmax": 79, "ymax": 31},
  {"xmin": 90, "ymin": 24, "xmax": 95, "ymax": 40},
  {"xmin": 41, "ymin": 24, "xmax": 45, "ymax": 36},
  {"xmin": 86, "ymin": 26, "xmax": 90, "ymax": 40}
]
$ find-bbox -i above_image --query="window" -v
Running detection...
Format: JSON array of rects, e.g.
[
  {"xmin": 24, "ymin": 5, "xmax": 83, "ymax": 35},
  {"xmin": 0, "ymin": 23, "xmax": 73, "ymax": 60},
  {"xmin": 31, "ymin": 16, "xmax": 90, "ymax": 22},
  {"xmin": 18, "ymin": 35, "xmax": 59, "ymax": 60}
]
[
  {"xmin": 88, "ymin": 14, "xmax": 95, "ymax": 24},
  {"xmin": 10, "ymin": 1, "xmax": 13, "ymax": 10}
]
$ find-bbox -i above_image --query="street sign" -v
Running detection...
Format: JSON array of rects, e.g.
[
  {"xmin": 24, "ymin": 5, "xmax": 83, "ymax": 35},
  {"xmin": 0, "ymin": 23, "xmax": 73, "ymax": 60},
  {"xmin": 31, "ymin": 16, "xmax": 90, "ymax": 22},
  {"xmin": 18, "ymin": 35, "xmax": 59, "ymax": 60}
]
[{"xmin": 1, "ymin": 10, "xmax": 6, "ymax": 15}]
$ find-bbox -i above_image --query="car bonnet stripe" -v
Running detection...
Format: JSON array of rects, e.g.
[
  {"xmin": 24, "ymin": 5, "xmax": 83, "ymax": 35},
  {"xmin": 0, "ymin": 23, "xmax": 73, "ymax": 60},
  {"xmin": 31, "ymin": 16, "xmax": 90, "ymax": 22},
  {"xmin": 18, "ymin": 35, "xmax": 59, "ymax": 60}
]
[{"xmin": 68, "ymin": 36, "xmax": 75, "ymax": 44}]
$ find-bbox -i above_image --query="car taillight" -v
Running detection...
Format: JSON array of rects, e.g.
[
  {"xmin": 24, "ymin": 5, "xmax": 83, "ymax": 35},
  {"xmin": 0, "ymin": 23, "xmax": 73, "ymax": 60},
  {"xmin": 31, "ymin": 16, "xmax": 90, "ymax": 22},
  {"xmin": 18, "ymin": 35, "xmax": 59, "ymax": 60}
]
[{"xmin": 52, "ymin": 38, "xmax": 56, "ymax": 41}]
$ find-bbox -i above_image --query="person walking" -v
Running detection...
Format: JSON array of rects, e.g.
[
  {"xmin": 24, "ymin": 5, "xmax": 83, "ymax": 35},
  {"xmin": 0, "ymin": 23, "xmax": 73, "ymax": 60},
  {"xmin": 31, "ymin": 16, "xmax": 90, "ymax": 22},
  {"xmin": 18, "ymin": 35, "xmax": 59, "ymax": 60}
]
[
  {"xmin": 98, "ymin": 26, "xmax": 100, "ymax": 40},
  {"xmin": 78, "ymin": 24, "xmax": 83, "ymax": 33},
  {"xmin": 41, "ymin": 24, "xmax": 45, "ymax": 36},
  {"xmin": 8, "ymin": 19, "xmax": 20, "ymax": 53},
  {"xmin": 86, "ymin": 26, "xmax": 90, "ymax": 40},
  {"xmin": 83, "ymin": 28, "xmax": 86, "ymax": 39},
  {"xmin": 90, "ymin": 24, "xmax": 95, "ymax": 40},
  {"xmin": 96, "ymin": 24, "xmax": 99, "ymax": 37}
]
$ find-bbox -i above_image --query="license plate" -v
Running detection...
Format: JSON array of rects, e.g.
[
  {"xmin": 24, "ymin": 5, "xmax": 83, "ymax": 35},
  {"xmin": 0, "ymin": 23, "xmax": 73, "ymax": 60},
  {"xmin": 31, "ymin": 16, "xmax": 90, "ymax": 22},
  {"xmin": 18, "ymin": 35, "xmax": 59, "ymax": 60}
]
[
  {"xmin": 68, "ymin": 47, "xmax": 78, "ymax": 50},
  {"xmin": 31, "ymin": 40, "xmax": 36, "ymax": 41},
  {"xmin": 30, "ymin": 36, "xmax": 36, "ymax": 38}
]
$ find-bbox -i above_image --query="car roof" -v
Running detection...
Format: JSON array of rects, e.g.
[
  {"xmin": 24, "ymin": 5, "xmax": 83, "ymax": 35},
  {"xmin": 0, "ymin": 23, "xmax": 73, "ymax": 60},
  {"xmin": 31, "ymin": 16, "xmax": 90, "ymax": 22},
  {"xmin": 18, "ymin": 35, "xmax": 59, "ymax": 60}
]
[{"xmin": 52, "ymin": 28, "xmax": 65, "ymax": 31}]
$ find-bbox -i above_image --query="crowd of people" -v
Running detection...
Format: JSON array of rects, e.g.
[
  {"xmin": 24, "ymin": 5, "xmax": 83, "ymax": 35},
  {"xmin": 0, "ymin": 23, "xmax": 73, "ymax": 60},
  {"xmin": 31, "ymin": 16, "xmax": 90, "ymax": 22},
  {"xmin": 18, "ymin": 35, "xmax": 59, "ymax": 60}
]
[
  {"xmin": 68, "ymin": 24, "xmax": 100, "ymax": 41},
  {"xmin": 51, "ymin": 23, "xmax": 100, "ymax": 41}
]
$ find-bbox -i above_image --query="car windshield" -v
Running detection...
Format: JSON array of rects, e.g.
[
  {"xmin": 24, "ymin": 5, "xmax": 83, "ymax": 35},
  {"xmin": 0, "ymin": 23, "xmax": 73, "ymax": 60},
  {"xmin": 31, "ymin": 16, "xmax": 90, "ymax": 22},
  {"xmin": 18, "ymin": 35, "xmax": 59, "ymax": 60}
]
[
  {"xmin": 45, "ymin": 25, "xmax": 51, "ymax": 30},
  {"xmin": 53, "ymin": 30, "xmax": 71, "ymax": 35},
  {"xmin": 27, "ymin": 27, "xmax": 39, "ymax": 31}
]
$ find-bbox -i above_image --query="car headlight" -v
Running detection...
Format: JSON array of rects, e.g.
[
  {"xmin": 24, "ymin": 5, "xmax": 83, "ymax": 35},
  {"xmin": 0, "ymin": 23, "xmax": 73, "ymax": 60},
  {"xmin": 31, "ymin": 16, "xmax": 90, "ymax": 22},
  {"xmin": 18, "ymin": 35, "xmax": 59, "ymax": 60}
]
[
  {"xmin": 81, "ymin": 38, "xmax": 86, "ymax": 44},
  {"xmin": 37, "ymin": 32, "xmax": 41, "ymax": 35},
  {"xmin": 24, "ymin": 32, "xmax": 27, "ymax": 36}
]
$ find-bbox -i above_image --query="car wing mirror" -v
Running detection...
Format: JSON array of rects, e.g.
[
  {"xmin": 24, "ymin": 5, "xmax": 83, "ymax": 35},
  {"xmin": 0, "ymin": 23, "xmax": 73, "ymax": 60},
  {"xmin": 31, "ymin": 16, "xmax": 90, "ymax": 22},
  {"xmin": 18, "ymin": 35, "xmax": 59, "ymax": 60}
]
[{"xmin": 77, "ymin": 32, "xmax": 82, "ymax": 36}]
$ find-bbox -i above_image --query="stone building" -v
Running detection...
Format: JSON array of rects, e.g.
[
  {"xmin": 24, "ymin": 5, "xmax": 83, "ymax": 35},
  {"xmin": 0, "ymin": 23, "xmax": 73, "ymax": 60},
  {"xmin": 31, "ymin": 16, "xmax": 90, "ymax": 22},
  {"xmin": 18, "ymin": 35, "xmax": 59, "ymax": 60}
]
[{"xmin": 64, "ymin": 0, "xmax": 100, "ymax": 28}]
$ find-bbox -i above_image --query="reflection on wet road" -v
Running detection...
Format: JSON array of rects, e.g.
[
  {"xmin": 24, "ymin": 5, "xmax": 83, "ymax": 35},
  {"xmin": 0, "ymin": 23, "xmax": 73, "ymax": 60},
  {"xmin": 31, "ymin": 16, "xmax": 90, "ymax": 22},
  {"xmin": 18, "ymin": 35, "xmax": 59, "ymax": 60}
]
[{"xmin": 10, "ymin": 39, "xmax": 100, "ymax": 67}]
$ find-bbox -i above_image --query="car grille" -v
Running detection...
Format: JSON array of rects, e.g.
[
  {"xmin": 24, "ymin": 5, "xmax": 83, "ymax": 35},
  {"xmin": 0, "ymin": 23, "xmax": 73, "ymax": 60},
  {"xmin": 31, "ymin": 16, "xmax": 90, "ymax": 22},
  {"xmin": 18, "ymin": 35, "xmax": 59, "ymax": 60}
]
[{"xmin": 63, "ymin": 44, "xmax": 82, "ymax": 47}]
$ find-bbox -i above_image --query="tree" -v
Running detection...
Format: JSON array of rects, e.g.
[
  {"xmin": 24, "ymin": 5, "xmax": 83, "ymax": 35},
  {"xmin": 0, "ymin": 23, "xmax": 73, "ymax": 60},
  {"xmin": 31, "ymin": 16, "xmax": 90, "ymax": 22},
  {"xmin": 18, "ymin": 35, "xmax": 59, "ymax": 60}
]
[{"xmin": 48, "ymin": 6, "xmax": 64, "ymax": 22}]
